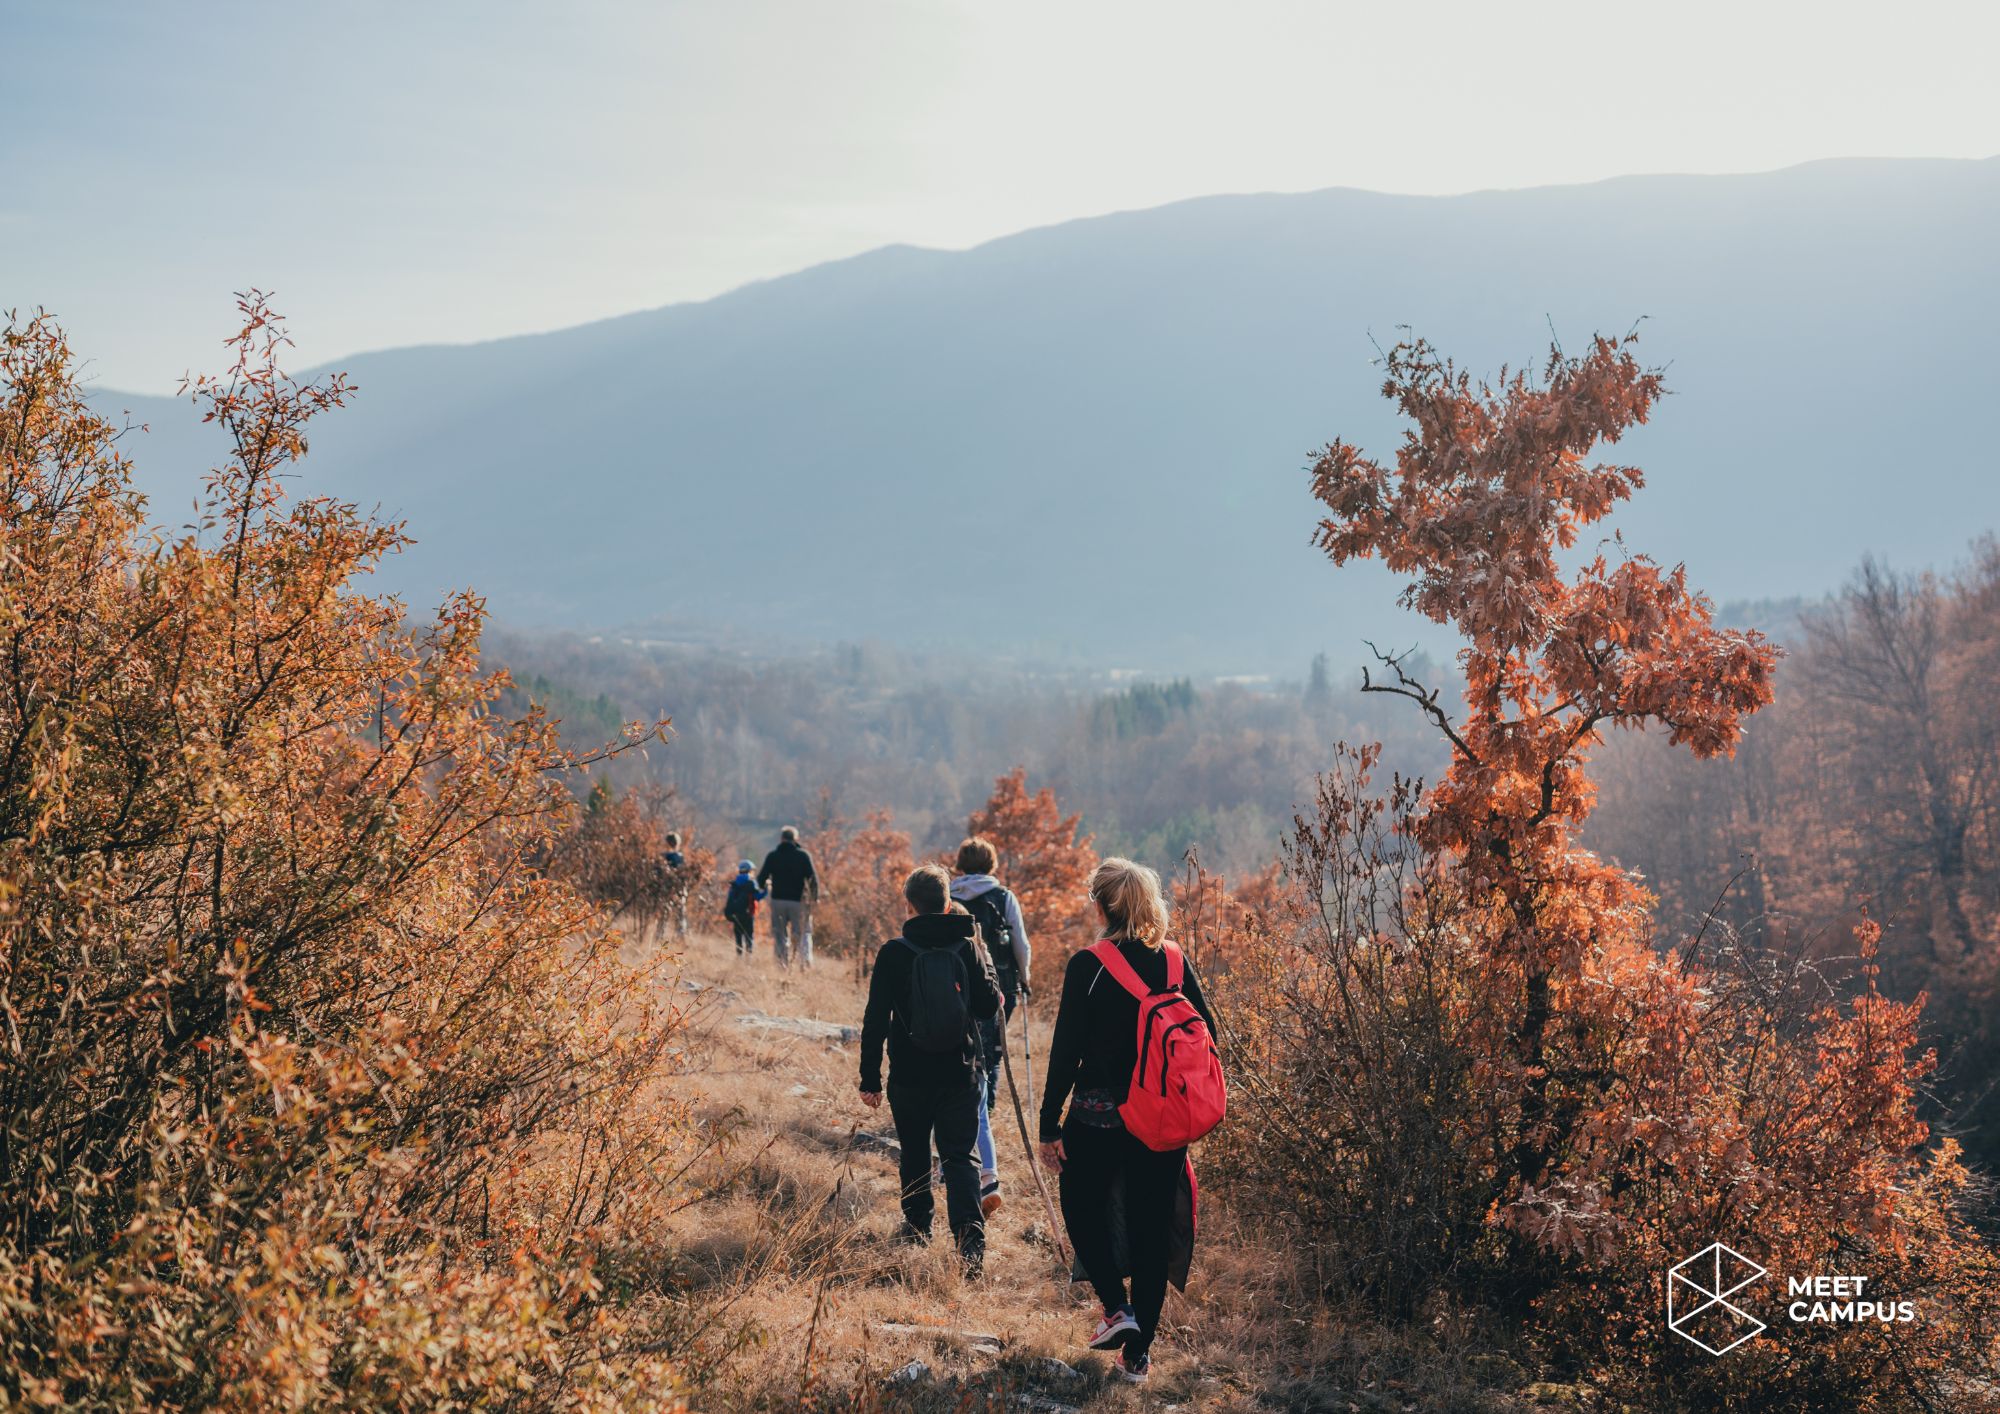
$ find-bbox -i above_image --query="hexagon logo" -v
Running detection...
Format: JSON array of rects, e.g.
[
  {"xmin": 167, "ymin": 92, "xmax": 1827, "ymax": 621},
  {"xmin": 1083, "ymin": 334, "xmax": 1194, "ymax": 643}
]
[{"xmin": 1668, "ymin": 1241, "xmax": 1767, "ymax": 1355}]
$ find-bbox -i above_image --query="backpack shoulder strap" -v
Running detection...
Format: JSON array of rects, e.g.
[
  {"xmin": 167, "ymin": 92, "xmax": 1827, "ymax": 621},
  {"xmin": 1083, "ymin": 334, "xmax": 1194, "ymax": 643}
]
[
  {"xmin": 1088, "ymin": 939, "xmax": 1152, "ymax": 999},
  {"xmin": 898, "ymin": 934, "xmax": 969, "ymax": 970},
  {"xmin": 972, "ymin": 886, "xmax": 1009, "ymax": 926},
  {"xmin": 1162, "ymin": 941, "xmax": 1185, "ymax": 991}
]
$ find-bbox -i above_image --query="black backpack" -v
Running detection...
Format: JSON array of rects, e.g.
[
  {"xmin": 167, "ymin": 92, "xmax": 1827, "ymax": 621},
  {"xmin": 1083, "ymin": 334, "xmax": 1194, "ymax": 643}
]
[
  {"xmin": 895, "ymin": 937, "xmax": 972, "ymax": 1053},
  {"xmin": 963, "ymin": 887, "xmax": 1018, "ymax": 991}
]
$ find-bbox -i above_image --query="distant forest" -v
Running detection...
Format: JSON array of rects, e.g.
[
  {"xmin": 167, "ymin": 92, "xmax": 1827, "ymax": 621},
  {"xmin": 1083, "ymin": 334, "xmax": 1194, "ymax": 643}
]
[
  {"xmin": 490, "ymin": 630, "xmax": 1452, "ymax": 881},
  {"xmin": 1592, "ymin": 539, "xmax": 2000, "ymax": 1166}
]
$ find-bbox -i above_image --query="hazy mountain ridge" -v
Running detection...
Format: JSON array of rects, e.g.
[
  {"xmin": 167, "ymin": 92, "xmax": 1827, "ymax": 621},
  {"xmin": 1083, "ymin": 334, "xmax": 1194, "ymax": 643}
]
[{"xmin": 97, "ymin": 157, "xmax": 2000, "ymax": 673}]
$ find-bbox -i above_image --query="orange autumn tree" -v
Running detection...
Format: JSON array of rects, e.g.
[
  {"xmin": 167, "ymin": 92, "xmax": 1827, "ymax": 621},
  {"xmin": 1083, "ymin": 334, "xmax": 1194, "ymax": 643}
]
[
  {"xmin": 964, "ymin": 767, "xmax": 1098, "ymax": 968},
  {"xmin": 806, "ymin": 793, "xmax": 915, "ymax": 971},
  {"xmin": 1309, "ymin": 332, "xmax": 1778, "ymax": 1190},
  {"xmin": 0, "ymin": 302, "xmax": 693, "ymax": 1411},
  {"xmin": 1219, "ymin": 332, "xmax": 1999, "ymax": 1406}
]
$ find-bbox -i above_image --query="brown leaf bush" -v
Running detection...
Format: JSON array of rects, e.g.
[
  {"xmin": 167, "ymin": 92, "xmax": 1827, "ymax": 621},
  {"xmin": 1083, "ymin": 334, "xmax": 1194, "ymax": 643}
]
[
  {"xmin": 0, "ymin": 302, "xmax": 692, "ymax": 1410},
  {"xmin": 553, "ymin": 779, "xmax": 714, "ymax": 947},
  {"xmin": 806, "ymin": 796, "xmax": 914, "ymax": 972}
]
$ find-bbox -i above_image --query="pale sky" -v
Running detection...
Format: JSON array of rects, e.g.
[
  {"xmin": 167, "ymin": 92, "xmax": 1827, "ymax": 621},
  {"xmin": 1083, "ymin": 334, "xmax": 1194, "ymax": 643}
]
[{"xmin": 8, "ymin": 0, "xmax": 1998, "ymax": 391}]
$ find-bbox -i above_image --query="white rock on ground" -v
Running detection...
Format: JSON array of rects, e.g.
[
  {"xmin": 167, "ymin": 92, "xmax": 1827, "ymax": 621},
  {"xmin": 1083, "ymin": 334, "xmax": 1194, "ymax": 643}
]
[
  {"xmin": 1026, "ymin": 1357, "xmax": 1082, "ymax": 1384},
  {"xmin": 735, "ymin": 1011, "xmax": 858, "ymax": 1043},
  {"xmin": 877, "ymin": 1322, "xmax": 1004, "ymax": 1345}
]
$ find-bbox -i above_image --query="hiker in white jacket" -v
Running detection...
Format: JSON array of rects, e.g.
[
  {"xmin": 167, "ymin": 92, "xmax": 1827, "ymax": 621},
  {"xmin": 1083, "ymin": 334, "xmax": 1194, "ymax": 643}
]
[{"xmin": 950, "ymin": 838, "xmax": 1032, "ymax": 1215}]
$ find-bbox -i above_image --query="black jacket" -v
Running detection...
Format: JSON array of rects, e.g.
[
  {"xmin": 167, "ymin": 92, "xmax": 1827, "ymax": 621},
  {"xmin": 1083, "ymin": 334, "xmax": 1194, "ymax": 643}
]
[
  {"xmin": 860, "ymin": 912, "xmax": 1003, "ymax": 1092},
  {"xmin": 756, "ymin": 840, "xmax": 819, "ymax": 902},
  {"xmin": 1039, "ymin": 937, "xmax": 1218, "ymax": 1142}
]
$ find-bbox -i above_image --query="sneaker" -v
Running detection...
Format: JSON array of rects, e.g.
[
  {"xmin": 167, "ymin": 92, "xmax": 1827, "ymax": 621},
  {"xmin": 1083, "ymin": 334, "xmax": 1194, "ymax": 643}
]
[
  {"xmin": 1115, "ymin": 1347, "xmax": 1151, "ymax": 1384},
  {"xmin": 980, "ymin": 1182, "xmax": 1003, "ymax": 1218},
  {"xmin": 1088, "ymin": 1305, "xmax": 1139, "ymax": 1351},
  {"xmin": 894, "ymin": 1223, "xmax": 931, "ymax": 1247}
]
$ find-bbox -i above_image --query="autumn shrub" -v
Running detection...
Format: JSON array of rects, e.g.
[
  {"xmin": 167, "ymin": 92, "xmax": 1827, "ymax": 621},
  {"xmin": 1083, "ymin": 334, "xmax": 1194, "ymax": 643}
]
[
  {"xmin": 1215, "ymin": 333, "xmax": 2000, "ymax": 1409},
  {"xmin": 1590, "ymin": 542, "xmax": 2000, "ymax": 1172},
  {"xmin": 553, "ymin": 778, "xmax": 715, "ymax": 945},
  {"xmin": 806, "ymin": 798, "xmax": 915, "ymax": 972},
  {"xmin": 0, "ymin": 303, "xmax": 695, "ymax": 1410},
  {"xmin": 1206, "ymin": 748, "xmax": 1503, "ymax": 1317},
  {"xmin": 1171, "ymin": 854, "xmax": 1292, "ymax": 981}
]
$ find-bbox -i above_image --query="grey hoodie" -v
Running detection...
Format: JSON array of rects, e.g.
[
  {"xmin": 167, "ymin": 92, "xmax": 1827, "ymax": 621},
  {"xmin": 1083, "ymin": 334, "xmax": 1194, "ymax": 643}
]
[{"xmin": 950, "ymin": 873, "xmax": 1031, "ymax": 980}]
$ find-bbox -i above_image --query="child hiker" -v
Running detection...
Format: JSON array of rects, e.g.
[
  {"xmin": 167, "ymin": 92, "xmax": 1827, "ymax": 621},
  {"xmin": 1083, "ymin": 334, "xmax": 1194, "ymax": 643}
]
[{"xmin": 722, "ymin": 860, "xmax": 766, "ymax": 956}]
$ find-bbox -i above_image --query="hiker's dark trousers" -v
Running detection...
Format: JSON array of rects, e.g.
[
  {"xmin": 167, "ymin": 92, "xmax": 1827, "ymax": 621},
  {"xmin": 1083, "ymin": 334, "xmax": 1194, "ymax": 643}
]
[
  {"xmin": 1060, "ymin": 1120, "xmax": 1185, "ymax": 1354},
  {"xmin": 887, "ymin": 1077, "xmax": 985, "ymax": 1256},
  {"xmin": 729, "ymin": 914, "xmax": 754, "ymax": 953}
]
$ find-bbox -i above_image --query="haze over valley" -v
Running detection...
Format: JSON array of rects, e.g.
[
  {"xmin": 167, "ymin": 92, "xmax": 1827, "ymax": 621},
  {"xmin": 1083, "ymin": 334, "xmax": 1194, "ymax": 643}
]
[{"xmin": 102, "ymin": 156, "xmax": 2000, "ymax": 674}]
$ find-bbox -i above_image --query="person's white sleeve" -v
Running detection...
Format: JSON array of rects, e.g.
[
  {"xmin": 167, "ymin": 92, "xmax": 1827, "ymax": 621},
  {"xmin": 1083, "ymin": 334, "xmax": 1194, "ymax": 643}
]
[{"xmin": 1007, "ymin": 891, "xmax": 1031, "ymax": 975}]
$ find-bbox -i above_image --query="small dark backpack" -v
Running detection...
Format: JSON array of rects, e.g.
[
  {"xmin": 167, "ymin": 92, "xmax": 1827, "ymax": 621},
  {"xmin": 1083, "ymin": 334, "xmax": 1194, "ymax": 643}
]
[
  {"xmin": 963, "ymin": 887, "xmax": 1018, "ymax": 990},
  {"xmin": 896, "ymin": 937, "xmax": 972, "ymax": 1053}
]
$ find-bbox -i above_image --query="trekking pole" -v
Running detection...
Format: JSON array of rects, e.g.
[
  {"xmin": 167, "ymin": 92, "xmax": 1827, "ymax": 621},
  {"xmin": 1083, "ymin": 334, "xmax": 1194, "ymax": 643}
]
[
  {"xmin": 1019, "ymin": 993, "xmax": 1072, "ymax": 1277},
  {"xmin": 1020, "ymin": 989, "xmax": 1037, "ymax": 1126},
  {"xmin": 999, "ymin": 1001, "xmax": 1070, "ymax": 1273}
]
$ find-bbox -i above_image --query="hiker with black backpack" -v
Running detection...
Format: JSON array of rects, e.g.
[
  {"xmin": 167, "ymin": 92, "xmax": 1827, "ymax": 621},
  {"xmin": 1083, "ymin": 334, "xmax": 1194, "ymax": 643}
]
[
  {"xmin": 858, "ymin": 864, "xmax": 1005, "ymax": 1275},
  {"xmin": 949, "ymin": 835, "xmax": 1032, "ymax": 1217},
  {"xmin": 1038, "ymin": 857, "xmax": 1227, "ymax": 1385}
]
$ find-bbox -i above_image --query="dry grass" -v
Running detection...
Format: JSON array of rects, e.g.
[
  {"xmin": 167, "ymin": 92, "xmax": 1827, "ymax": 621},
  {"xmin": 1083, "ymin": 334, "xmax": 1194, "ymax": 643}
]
[{"xmin": 642, "ymin": 928, "xmax": 1571, "ymax": 1412}]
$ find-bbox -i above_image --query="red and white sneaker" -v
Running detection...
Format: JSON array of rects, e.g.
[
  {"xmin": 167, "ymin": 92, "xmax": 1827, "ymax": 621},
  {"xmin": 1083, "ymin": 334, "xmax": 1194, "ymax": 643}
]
[
  {"xmin": 1088, "ymin": 1305, "xmax": 1139, "ymax": 1351},
  {"xmin": 1115, "ymin": 1347, "xmax": 1151, "ymax": 1384}
]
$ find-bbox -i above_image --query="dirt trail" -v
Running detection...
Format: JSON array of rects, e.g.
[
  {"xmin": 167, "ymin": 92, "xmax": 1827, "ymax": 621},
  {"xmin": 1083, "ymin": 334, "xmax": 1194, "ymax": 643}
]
[
  {"xmin": 656, "ymin": 926, "xmax": 1243, "ymax": 1410},
  {"xmin": 654, "ymin": 928, "xmax": 1599, "ymax": 1412}
]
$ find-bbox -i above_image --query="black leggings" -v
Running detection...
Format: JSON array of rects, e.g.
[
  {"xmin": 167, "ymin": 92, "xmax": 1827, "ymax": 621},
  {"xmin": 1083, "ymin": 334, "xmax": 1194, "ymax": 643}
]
[
  {"xmin": 1059, "ymin": 1121, "xmax": 1186, "ymax": 1353},
  {"xmin": 730, "ymin": 914, "xmax": 754, "ymax": 952}
]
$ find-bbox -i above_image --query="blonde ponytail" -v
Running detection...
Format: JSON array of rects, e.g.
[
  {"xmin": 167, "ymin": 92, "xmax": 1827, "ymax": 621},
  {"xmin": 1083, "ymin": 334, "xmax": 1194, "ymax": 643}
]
[{"xmin": 1088, "ymin": 857, "xmax": 1169, "ymax": 948}]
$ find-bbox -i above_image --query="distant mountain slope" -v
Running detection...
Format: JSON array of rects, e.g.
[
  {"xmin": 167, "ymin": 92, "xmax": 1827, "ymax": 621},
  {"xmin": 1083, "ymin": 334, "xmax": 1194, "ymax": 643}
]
[{"xmin": 97, "ymin": 157, "xmax": 2000, "ymax": 673}]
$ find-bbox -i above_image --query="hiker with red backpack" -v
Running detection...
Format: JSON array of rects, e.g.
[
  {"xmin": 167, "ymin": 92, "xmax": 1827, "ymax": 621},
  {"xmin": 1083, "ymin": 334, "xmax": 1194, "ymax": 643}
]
[
  {"xmin": 1038, "ymin": 857, "xmax": 1226, "ymax": 1385},
  {"xmin": 859, "ymin": 864, "xmax": 1006, "ymax": 1275}
]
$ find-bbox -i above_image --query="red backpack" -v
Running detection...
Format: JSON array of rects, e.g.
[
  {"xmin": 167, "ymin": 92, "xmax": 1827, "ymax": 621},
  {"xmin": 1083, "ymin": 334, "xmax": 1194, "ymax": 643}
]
[{"xmin": 1088, "ymin": 939, "xmax": 1227, "ymax": 1151}]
